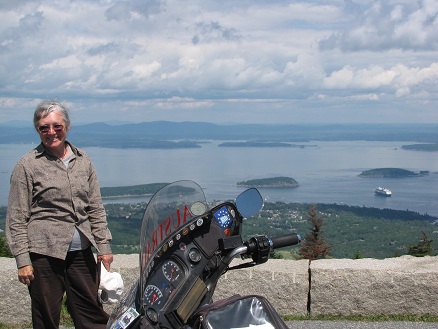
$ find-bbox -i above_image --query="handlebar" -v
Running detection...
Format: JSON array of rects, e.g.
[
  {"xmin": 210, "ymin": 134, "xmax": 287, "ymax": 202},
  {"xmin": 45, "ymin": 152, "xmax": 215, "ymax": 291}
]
[
  {"xmin": 222, "ymin": 233, "xmax": 301, "ymax": 265},
  {"xmin": 270, "ymin": 233, "xmax": 301, "ymax": 249}
]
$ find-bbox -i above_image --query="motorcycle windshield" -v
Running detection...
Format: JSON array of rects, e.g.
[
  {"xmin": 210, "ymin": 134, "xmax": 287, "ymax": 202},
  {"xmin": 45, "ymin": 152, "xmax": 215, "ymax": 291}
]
[{"xmin": 139, "ymin": 180, "xmax": 207, "ymax": 300}]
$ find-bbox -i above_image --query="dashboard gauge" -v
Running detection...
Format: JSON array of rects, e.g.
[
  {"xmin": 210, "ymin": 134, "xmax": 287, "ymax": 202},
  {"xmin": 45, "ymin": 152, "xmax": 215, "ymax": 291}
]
[
  {"xmin": 190, "ymin": 201, "xmax": 206, "ymax": 216},
  {"xmin": 144, "ymin": 285, "xmax": 164, "ymax": 309},
  {"xmin": 146, "ymin": 308, "xmax": 159, "ymax": 324},
  {"xmin": 162, "ymin": 260, "xmax": 183, "ymax": 283},
  {"xmin": 188, "ymin": 248, "xmax": 202, "ymax": 263}
]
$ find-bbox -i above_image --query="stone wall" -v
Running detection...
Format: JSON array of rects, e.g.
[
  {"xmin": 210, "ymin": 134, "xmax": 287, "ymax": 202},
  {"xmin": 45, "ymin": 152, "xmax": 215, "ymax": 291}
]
[
  {"xmin": 1, "ymin": 255, "xmax": 438, "ymax": 326},
  {"xmin": 309, "ymin": 256, "xmax": 438, "ymax": 316}
]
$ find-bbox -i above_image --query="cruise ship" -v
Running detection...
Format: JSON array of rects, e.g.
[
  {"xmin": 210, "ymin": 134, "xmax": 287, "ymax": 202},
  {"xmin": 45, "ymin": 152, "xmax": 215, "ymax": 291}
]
[{"xmin": 374, "ymin": 187, "xmax": 392, "ymax": 197}]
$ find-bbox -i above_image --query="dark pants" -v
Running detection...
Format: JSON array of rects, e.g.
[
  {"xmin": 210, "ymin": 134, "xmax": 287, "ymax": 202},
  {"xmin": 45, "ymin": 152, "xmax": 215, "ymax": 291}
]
[{"xmin": 29, "ymin": 248, "xmax": 109, "ymax": 329}]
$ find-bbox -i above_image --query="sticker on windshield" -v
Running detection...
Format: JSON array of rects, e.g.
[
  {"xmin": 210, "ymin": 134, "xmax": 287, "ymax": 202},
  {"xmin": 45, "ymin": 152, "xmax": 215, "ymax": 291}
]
[
  {"xmin": 113, "ymin": 307, "xmax": 140, "ymax": 329},
  {"xmin": 214, "ymin": 206, "xmax": 235, "ymax": 236}
]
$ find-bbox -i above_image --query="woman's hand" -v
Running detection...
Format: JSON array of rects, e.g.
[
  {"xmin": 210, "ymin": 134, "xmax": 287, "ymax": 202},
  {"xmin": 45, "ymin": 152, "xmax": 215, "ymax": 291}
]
[
  {"xmin": 18, "ymin": 265, "xmax": 35, "ymax": 286},
  {"xmin": 98, "ymin": 254, "xmax": 113, "ymax": 271}
]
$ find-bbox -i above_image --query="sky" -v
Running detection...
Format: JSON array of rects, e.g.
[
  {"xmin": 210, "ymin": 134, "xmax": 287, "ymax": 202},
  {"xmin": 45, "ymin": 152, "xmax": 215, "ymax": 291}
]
[{"xmin": 0, "ymin": 0, "xmax": 437, "ymax": 124}]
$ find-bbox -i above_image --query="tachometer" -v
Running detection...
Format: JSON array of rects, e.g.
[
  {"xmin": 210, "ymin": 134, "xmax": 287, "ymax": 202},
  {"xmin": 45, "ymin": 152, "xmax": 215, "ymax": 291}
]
[
  {"xmin": 144, "ymin": 285, "xmax": 164, "ymax": 309},
  {"xmin": 162, "ymin": 260, "xmax": 183, "ymax": 284}
]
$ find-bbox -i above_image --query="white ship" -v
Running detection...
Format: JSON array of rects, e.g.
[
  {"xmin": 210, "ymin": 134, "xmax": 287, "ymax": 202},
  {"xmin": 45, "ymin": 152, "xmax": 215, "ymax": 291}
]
[{"xmin": 374, "ymin": 187, "xmax": 392, "ymax": 197}]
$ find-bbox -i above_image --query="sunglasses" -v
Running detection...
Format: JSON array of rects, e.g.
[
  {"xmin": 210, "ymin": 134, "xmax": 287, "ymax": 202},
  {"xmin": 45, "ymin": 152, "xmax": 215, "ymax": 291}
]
[{"xmin": 38, "ymin": 124, "xmax": 64, "ymax": 133}]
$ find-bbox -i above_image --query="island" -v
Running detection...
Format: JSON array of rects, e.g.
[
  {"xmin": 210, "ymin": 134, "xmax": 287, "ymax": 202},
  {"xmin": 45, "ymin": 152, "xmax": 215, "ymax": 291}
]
[
  {"xmin": 237, "ymin": 177, "xmax": 299, "ymax": 188},
  {"xmin": 218, "ymin": 141, "xmax": 315, "ymax": 148},
  {"xmin": 100, "ymin": 183, "xmax": 168, "ymax": 198},
  {"xmin": 358, "ymin": 168, "xmax": 430, "ymax": 178},
  {"xmin": 401, "ymin": 143, "xmax": 438, "ymax": 151}
]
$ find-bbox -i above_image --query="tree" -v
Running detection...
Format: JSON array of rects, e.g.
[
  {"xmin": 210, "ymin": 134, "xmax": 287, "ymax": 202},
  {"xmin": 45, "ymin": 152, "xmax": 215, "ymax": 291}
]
[
  {"xmin": 352, "ymin": 250, "xmax": 363, "ymax": 259},
  {"xmin": 299, "ymin": 203, "xmax": 330, "ymax": 260},
  {"xmin": 0, "ymin": 236, "xmax": 13, "ymax": 258},
  {"xmin": 270, "ymin": 250, "xmax": 284, "ymax": 259},
  {"xmin": 407, "ymin": 231, "xmax": 434, "ymax": 257}
]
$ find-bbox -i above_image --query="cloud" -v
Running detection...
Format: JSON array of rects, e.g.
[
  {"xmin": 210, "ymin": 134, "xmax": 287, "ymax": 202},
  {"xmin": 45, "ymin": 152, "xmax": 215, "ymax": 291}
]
[
  {"xmin": 0, "ymin": 0, "xmax": 437, "ymax": 124},
  {"xmin": 105, "ymin": 0, "xmax": 165, "ymax": 21},
  {"xmin": 105, "ymin": 1, "xmax": 132, "ymax": 21},
  {"xmin": 192, "ymin": 21, "xmax": 241, "ymax": 44},
  {"xmin": 318, "ymin": 0, "xmax": 438, "ymax": 51},
  {"xmin": 323, "ymin": 63, "xmax": 438, "ymax": 92}
]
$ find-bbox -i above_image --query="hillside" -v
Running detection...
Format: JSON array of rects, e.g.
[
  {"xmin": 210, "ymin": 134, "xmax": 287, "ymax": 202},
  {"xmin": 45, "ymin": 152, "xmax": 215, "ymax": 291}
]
[
  {"xmin": 3, "ymin": 201, "xmax": 433, "ymax": 259},
  {"xmin": 98, "ymin": 202, "xmax": 438, "ymax": 258},
  {"xmin": 250, "ymin": 202, "xmax": 437, "ymax": 259}
]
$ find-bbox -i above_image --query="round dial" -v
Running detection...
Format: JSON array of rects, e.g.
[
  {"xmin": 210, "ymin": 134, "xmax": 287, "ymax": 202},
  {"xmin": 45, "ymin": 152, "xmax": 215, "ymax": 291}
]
[
  {"xmin": 144, "ymin": 285, "xmax": 164, "ymax": 309},
  {"xmin": 162, "ymin": 260, "xmax": 183, "ymax": 283},
  {"xmin": 188, "ymin": 248, "xmax": 202, "ymax": 263},
  {"xmin": 190, "ymin": 201, "xmax": 206, "ymax": 216}
]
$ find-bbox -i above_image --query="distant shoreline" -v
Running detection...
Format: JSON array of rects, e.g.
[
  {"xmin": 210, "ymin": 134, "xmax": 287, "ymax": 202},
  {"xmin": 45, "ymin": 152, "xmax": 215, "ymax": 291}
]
[
  {"xmin": 101, "ymin": 193, "xmax": 153, "ymax": 199},
  {"xmin": 2, "ymin": 122, "xmax": 438, "ymax": 146},
  {"xmin": 401, "ymin": 143, "xmax": 438, "ymax": 151},
  {"xmin": 358, "ymin": 168, "xmax": 430, "ymax": 178},
  {"xmin": 100, "ymin": 183, "xmax": 169, "ymax": 198}
]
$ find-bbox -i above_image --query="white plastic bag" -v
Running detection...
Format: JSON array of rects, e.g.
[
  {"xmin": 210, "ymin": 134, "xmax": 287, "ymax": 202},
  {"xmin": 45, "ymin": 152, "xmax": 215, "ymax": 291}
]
[{"xmin": 98, "ymin": 262, "xmax": 124, "ymax": 304}]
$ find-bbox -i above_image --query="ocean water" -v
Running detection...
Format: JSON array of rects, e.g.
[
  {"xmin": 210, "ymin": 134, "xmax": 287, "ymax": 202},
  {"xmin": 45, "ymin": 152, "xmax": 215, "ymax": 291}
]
[{"xmin": 1, "ymin": 140, "xmax": 437, "ymax": 217}]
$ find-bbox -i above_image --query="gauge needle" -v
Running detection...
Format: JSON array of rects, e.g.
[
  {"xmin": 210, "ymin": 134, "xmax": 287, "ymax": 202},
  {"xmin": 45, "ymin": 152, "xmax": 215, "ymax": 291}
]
[{"xmin": 152, "ymin": 294, "xmax": 157, "ymax": 304}]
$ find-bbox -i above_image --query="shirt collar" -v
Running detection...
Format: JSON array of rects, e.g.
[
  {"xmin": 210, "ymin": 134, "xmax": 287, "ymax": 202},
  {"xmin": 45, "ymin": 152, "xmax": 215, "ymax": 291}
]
[{"xmin": 35, "ymin": 141, "xmax": 81, "ymax": 157}]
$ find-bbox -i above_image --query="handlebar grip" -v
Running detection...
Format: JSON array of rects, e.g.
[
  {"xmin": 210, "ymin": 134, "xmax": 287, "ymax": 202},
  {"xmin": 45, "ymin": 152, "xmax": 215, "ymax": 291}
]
[{"xmin": 271, "ymin": 233, "xmax": 301, "ymax": 249}]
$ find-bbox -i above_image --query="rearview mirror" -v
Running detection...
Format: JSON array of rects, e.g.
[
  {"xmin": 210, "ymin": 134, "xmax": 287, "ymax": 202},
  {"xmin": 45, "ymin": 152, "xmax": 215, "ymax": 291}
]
[{"xmin": 235, "ymin": 188, "xmax": 263, "ymax": 218}]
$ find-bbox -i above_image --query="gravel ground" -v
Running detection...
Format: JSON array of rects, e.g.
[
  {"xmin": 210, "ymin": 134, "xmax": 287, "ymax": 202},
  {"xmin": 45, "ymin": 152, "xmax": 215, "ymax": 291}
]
[
  {"xmin": 48, "ymin": 321, "xmax": 436, "ymax": 329},
  {"xmin": 285, "ymin": 321, "xmax": 438, "ymax": 329},
  {"xmin": 56, "ymin": 321, "xmax": 438, "ymax": 329}
]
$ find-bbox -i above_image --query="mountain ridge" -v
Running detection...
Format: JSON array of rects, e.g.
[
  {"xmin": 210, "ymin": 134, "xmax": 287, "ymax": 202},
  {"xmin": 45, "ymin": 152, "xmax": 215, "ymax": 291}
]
[{"xmin": 1, "ymin": 121, "xmax": 438, "ymax": 146}]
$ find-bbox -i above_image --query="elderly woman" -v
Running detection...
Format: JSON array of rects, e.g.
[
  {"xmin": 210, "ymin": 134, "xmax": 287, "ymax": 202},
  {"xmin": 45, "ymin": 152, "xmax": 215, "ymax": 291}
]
[{"xmin": 6, "ymin": 100, "xmax": 113, "ymax": 329}]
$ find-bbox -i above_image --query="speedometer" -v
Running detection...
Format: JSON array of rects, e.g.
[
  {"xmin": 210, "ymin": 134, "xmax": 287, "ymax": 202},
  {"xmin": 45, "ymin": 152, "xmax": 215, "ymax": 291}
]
[
  {"xmin": 144, "ymin": 285, "xmax": 164, "ymax": 309},
  {"xmin": 162, "ymin": 260, "xmax": 183, "ymax": 284}
]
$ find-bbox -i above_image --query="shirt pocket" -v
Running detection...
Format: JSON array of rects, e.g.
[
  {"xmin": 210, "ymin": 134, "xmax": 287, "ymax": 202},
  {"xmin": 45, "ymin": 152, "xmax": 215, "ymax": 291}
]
[{"xmin": 33, "ymin": 166, "xmax": 68, "ymax": 202}]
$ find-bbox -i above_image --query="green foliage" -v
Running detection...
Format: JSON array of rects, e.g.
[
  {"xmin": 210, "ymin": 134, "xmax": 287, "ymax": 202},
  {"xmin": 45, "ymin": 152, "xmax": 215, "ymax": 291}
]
[
  {"xmin": 270, "ymin": 250, "xmax": 284, "ymax": 259},
  {"xmin": 242, "ymin": 201, "xmax": 437, "ymax": 259},
  {"xmin": 100, "ymin": 183, "xmax": 168, "ymax": 197},
  {"xmin": 407, "ymin": 231, "xmax": 434, "ymax": 257},
  {"xmin": 299, "ymin": 204, "xmax": 330, "ymax": 260},
  {"xmin": 237, "ymin": 177, "xmax": 298, "ymax": 187},
  {"xmin": 61, "ymin": 295, "xmax": 74, "ymax": 327},
  {"xmin": 0, "ymin": 236, "xmax": 13, "ymax": 258},
  {"xmin": 358, "ymin": 168, "xmax": 419, "ymax": 177},
  {"xmin": 0, "ymin": 207, "xmax": 12, "ymax": 258},
  {"xmin": 1, "ymin": 201, "xmax": 437, "ymax": 259},
  {"xmin": 104, "ymin": 203, "xmax": 146, "ymax": 254}
]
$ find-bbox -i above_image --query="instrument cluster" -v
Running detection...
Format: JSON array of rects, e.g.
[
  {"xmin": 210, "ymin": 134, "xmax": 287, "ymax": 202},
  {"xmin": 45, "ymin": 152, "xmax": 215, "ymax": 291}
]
[
  {"xmin": 141, "ymin": 203, "xmax": 240, "ymax": 325},
  {"xmin": 143, "ymin": 259, "xmax": 185, "ymax": 311}
]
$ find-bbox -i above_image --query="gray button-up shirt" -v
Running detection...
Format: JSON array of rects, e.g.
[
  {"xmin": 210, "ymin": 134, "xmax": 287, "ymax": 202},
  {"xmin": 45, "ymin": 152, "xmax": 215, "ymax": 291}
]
[{"xmin": 6, "ymin": 142, "xmax": 112, "ymax": 268}]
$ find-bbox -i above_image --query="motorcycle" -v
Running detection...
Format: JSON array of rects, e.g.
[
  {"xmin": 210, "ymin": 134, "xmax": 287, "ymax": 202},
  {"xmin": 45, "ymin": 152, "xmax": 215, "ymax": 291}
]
[{"xmin": 107, "ymin": 180, "xmax": 301, "ymax": 329}]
